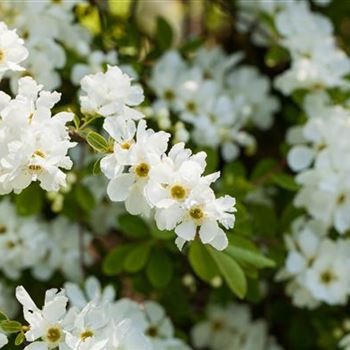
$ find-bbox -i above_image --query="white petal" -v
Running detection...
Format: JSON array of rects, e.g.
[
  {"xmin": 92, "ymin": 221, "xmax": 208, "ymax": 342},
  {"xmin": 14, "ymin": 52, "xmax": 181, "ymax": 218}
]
[
  {"xmin": 107, "ymin": 174, "xmax": 134, "ymax": 201},
  {"xmin": 175, "ymin": 221, "xmax": 196, "ymax": 241},
  {"xmin": 288, "ymin": 145, "xmax": 315, "ymax": 172}
]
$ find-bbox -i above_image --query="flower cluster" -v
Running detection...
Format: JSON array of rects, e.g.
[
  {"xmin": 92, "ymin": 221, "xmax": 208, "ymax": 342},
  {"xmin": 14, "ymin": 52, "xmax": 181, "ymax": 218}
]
[
  {"xmin": 0, "ymin": 76, "xmax": 76, "ymax": 194},
  {"xmin": 191, "ymin": 303, "xmax": 282, "ymax": 350},
  {"xmin": 80, "ymin": 65, "xmax": 237, "ymax": 251},
  {"xmin": 0, "ymin": 199, "xmax": 92, "ymax": 281},
  {"xmin": 1, "ymin": 2, "xmax": 91, "ymax": 89},
  {"xmin": 14, "ymin": 277, "xmax": 191, "ymax": 350},
  {"xmin": 277, "ymin": 217, "xmax": 350, "ymax": 308},
  {"xmin": 238, "ymin": 1, "xmax": 350, "ymax": 94},
  {"xmin": 148, "ymin": 48, "xmax": 279, "ymax": 161},
  {"xmin": 0, "ymin": 21, "xmax": 28, "ymax": 79},
  {"xmin": 288, "ymin": 92, "xmax": 350, "ymax": 233}
]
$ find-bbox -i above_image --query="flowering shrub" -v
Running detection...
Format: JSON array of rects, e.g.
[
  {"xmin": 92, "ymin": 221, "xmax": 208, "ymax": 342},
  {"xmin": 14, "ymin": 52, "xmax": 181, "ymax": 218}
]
[{"xmin": 1, "ymin": 0, "xmax": 350, "ymax": 349}]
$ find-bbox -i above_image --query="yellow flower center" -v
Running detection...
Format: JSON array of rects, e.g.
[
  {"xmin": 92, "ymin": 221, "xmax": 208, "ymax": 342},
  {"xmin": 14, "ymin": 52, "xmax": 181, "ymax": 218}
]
[
  {"xmin": 80, "ymin": 330, "xmax": 94, "ymax": 341},
  {"xmin": 0, "ymin": 50, "xmax": 4, "ymax": 63},
  {"xmin": 189, "ymin": 206, "xmax": 204, "ymax": 220},
  {"xmin": 135, "ymin": 162, "xmax": 150, "ymax": 178},
  {"xmin": 45, "ymin": 327, "xmax": 61, "ymax": 343},
  {"xmin": 164, "ymin": 89, "xmax": 175, "ymax": 101},
  {"xmin": 28, "ymin": 164, "xmax": 43, "ymax": 173},
  {"xmin": 34, "ymin": 150, "xmax": 46, "ymax": 158},
  {"xmin": 186, "ymin": 101, "xmax": 197, "ymax": 113},
  {"xmin": 321, "ymin": 270, "xmax": 336, "ymax": 284},
  {"xmin": 211, "ymin": 320, "xmax": 224, "ymax": 331},
  {"xmin": 170, "ymin": 184, "xmax": 187, "ymax": 200},
  {"xmin": 146, "ymin": 326, "xmax": 158, "ymax": 337},
  {"xmin": 121, "ymin": 142, "xmax": 131, "ymax": 150}
]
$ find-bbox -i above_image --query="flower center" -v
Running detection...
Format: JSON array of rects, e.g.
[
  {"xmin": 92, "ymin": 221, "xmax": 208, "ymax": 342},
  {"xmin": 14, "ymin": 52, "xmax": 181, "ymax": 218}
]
[
  {"xmin": 34, "ymin": 150, "xmax": 46, "ymax": 158},
  {"xmin": 80, "ymin": 330, "xmax": 94, "ymax": 341},
  {"xmin": 164, "ymin": 89, "xmax": 175, "ymax": 101},
  {"xmin": 211, "ymin": 320, "xmax": 224, "ymax": 331},
  {"xmin": 28, "ymin": 164, "xmax": 43, "ymax": 173},
  {"xmin": 0, "ymin": 50, "xmax": 4, "ymax": 63},
  {"xmin": 189, "ymin": 206, "xmax": 204, "ymax": 220},
  {"xmin": 0, "ymin": 225, "xmax": 6, "ymax": 234},
  {"xmin": 186, "ymin": 101, "xmax": 197, "ymax": 113},
  {"xmin": 170, "ymin": 184, "xmax": 187, "ymax": 200},
  {"xmin": 337, "ymin": 193, "xmax": 346, "ymax": 205},
  {"xmin": 321, "ymin": 270, "xmax": 336, "ymax": 284},
  {"xmin": 121, "ymin": 142, "xmax": 131, "ymax": 150},
  {"xmin": 45, "ymin": 327, "xmax": 62, "ymax": 343},
  {"xmin": 146, "ymin": 326, "xmax": 158, "ymax": 337},
  {"xmin": 135, "ymin": 162, "xmax": 150, "ymax": 178}
]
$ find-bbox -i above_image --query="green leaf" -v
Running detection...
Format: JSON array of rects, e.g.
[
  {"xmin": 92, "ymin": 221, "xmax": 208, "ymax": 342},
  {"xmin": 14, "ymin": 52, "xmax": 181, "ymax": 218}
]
[
  {"xmin": 75, "ymin": 185, "xmax": 96, "ymax": 213},
  {"xmin": 15, "ymin": 332, "xmax": 25, "ymax": 345},
  {"xmin": 232, "ymin": 202, "xmax": 252, "ymax": 236},
  {"xmin": 251, "ymin": 158, "xmax": 277, "ymax": 181},
  {"xmin": 271, "ymin": 173, "xmax": 300, "ymax": 191},
  {"xmin": 103, "ymin": 245, "xmax": 133, "ymax": 275},
  {"xmin": 86, "ymin": 131, "xmax": 109, "ymax": 153},
  {"xmin": 203, "ymin": 147, "xmax": 219, "ymax": 174},
  {"xmin": 226, "ymin": 245, "xmax": 275, "ymax": 269},
  {"xmin": 15, "ymin": 184, "xmax": 44, "ymax": 216},
  {"xmin": 208, "ymin": 247, "xmax": 247, "ymax": 298},
  {"xmin": 118, "ymin": 214, "xmax": 150, "ymax": 239},
  {"xmin": 265, "ymin": 45, "xmax": 290, "ymax": 68},
  {"xmin": 146, "ymin": 248, "xmax": 173, "ymax": 288},
  {"xmin": 149, "ymin": 223, "xmax": 175, "ymax": 240},
  {"xmin": 0, "ymin": 320, "xmax": 22, "ymax": 333},
  {"xmin": 0, "ymin": 311, "xmax": 7, "ymax": 322},
  {"xmin": 250, "ymin": 204, "xmax": 277, "ymax": 236},
  {"xmin": 73, "ymin": 114, "xmax": 80, "ymax": 129},
  {"xmin": 124, "ymin": 242, "xmax": 152, "ymax": 273},
  {"xmin": 92, "ymin": 158, "xmax": 101, "ymax": 176},
  {"xmin": 189, "ymin": 240, "xmax": 220, "ymax": 283},
  {"xmin": 155, "ymin": 17, "xmax": 174, "ymax": 51}
]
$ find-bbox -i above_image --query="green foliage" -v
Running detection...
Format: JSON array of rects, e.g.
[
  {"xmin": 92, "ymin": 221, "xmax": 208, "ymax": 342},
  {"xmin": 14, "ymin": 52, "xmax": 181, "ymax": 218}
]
[
  {"xmin": 86, "ymin": 131, "xmax": 109, "ymax": 153},
  {"xmin": 15, "ymin": 184, "xmax": 44, "ymax": 216},
  {"xmin": 146, "ymin": 248, "xmax": 174, "ymax": 288}
]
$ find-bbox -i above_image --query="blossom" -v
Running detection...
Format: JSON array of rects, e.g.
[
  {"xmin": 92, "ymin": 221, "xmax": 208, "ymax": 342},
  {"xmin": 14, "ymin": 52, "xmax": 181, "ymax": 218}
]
[
  {"xmin": 0, "ymin": 77, "xmax": 76, "ymax": 194},
  {"xmin": 0, "ymin": 333, "xmax": 7, "ymax": 349},
  {"xmin": 33, "ymin": 217, "xmax": 93, "ymax": 282},
  {"xmin": 16, "ymin": 286, "xmax": 70, "ymax": 350},
  {"xmin": 80, "ymin": 65, "xmax": 144, "ymax": 119},
  {"xmin": 0, "ymin": 21, "xmax": 28, "ymax": 77},
  {"xmin": 191, "ymin": 303, "xmax": 282, "ymax": 350},
  {"xmin": 0, "ymin": 199, "xmax": 48, "ymax": 280},
  {"xmin": 277, "ymin": 217, "xmax": 350, "ymax": 307},
  {"xmin": 104, "ymin": 119, "xmax": 170, "ymax": 216}
]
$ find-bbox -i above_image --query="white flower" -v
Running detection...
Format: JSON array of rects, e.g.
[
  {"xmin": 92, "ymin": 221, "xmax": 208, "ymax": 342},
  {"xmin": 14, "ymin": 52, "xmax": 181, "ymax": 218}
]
[
  {"xmin": 104, "ymin": 119, "xmax": 170, "ymax": 216},
  {"xmin": 172, "ymin": 187, "xmax": 236, "ymax": 251},
  {"xmin": 142, "ymin": 302, "xmax": 191, "ymax": 350},
  {"xmin": 65, "ymin": 302, "xmax": 110, "ymax": 350},
  {"xmin": 33, "ymin": 217, "xmax": 93, "ymax": 282},
  {"xmin": 0, "ymin": 21, "xmax": 28, "ymax": 76},
  {"xmin": 0, "ymin": 77, "xmax": 76, "ymax": 194},
  {"xmin": 0, "ymin": 199, "xmax": 48, "ymax": 280},
  {"xmin": 305, "ymin": 239, "xmax": 350, "ymax": 305},
  {"xmin": 0, "ymin": 333, "xmax": 7, "ymax": 349},
  {"xmin": 191, "ymin": 303, "xmax": 282, "ymax": 350},
  {"xmin": 65, "ymin": 276, "xmax": 116, "ymax": 309},
  {"xmin": 278, "ymin": 217, "xmax": 350, "ymax": 307},
  {"xmin": 16, "ymin": 286, "xmax": 70, "ymax": 350},
  {"xmin": 80, "ymin": 65, "xmax": 144, "ymax": 119},
  {"xmin": 71, "ymin": 50, "xmax": 118, "ymax": 85},
  {"xmin": 0, "ymin": 279, "xmax": 18, "ymax": 319}
]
